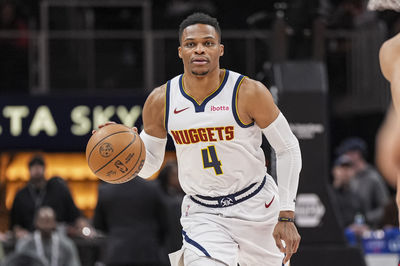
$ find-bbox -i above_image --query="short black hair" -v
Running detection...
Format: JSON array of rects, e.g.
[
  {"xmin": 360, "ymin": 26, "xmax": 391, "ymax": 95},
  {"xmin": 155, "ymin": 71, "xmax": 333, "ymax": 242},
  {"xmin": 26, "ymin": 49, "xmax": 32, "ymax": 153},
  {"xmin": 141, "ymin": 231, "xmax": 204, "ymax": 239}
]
[
  {"xmin": 29, "ymin": 154, "xmax": 45, "ymax": 168},
  {"xmin": 179, "ymin": 12, "xmax": 221, "ymax": 43}
]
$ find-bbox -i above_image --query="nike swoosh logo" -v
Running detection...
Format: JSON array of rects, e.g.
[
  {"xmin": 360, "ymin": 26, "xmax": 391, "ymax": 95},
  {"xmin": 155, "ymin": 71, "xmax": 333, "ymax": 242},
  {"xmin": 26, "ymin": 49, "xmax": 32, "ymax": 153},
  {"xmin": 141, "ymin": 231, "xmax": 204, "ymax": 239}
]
[
  {"xmin": 174, "ymin": 107, "xmax": 189, "ymax": 114},
  {"xmin": 265, "ymin": 195, "xmax": 275, "ymax": 208}
]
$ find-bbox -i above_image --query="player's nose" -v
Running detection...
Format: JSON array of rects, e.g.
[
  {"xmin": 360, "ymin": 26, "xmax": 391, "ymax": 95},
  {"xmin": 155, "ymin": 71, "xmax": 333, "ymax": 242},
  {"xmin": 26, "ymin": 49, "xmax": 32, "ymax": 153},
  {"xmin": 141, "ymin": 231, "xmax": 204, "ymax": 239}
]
[{"xmin": 194, "ymin": 44, "xmax": 205, "ymax": 54}]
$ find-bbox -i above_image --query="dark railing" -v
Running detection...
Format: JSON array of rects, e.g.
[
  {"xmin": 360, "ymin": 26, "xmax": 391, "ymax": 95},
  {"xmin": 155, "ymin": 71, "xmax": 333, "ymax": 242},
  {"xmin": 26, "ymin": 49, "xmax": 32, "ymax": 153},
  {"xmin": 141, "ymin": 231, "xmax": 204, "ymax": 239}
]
[{"xmin": 0, "ymin": 0, "xmax": 391, "ymax": 114}]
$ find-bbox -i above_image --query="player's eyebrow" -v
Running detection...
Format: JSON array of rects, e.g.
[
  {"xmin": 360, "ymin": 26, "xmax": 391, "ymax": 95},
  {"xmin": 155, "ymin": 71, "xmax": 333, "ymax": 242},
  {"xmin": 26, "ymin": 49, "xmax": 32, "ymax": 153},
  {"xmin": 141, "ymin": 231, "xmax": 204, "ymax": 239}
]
[{"xmin": 183, "ymin": 36, "xmax": 216, "ymax": 41}]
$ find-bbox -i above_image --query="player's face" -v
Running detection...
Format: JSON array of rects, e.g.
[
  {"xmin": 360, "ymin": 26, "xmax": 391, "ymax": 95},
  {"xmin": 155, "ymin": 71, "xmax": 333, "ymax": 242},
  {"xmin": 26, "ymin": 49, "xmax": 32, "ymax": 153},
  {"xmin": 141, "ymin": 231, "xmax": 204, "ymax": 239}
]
[{"xmin": 178, "ymin": 24, "xmax": 224, "ymax": 76}]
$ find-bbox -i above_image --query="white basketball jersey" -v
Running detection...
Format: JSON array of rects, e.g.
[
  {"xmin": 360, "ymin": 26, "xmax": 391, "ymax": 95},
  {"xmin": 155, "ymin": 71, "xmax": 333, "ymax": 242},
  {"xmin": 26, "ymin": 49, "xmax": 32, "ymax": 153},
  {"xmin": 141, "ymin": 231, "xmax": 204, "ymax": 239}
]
[{"xmin": 165, "ymin": 69, "xmax": 267, "ymax": 196}]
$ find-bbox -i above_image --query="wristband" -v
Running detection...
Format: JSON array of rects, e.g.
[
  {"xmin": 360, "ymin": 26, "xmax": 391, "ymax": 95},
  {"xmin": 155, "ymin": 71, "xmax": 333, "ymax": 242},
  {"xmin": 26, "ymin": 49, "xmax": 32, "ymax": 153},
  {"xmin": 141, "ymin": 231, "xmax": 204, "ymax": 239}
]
[{"xmin": 278, "ymin": 217, "xmax": 295, "ymax": 222}]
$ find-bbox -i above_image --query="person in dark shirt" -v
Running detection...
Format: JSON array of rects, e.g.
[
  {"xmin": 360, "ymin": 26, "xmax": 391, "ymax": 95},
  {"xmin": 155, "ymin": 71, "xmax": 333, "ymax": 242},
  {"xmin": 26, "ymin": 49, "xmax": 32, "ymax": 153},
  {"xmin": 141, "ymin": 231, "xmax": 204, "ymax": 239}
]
[
  {"xmin": 157, "ymin": 161, "xmax": 184, "ymax": 256},
  {"xmin": 10, "ymin": 154, "xmax": 90, "ymax": 239},
  {"xmin": 93, "ymin": 177, "xmax": 168, "ymax": 266}
]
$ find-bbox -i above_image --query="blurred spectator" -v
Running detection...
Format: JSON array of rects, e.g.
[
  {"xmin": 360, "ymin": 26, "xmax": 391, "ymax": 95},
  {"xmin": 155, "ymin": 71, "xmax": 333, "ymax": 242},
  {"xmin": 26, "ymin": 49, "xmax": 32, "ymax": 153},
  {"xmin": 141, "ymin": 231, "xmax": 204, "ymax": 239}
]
[
  {"xmin": 0, "ymin": 0, "xmax": 29, "ymax": 94},
  {"xmin": 93, "ymin": 177, "xmax": 168, "ymax": 266},
  {"xmin": 10, "ymin": 154, "xmax": 93, "ymax": 240},
  {"xmin": 157, "ymin": 161, "xmax": 184, "ymax": 256},
  {"xmin": 0, "ymin": 241, "xmax": 4, "ymax": 264},
  {"xmin": 16, "ymin": 206, "xmax": 81, "ymax": 266},
  {"xmin": 1, "ymin": 252, "xmax": 45, "ymax": 266},
  {"xmin": 328, "ymin": 0, "xmax": 376, "ymax": 29},
  {"xmin": 334, "ymin": 137, "xmax": 389, "ymax": 229},
  {"xmin": 332, "ymin": 154, "xmax": 365, "ymax": 228}
]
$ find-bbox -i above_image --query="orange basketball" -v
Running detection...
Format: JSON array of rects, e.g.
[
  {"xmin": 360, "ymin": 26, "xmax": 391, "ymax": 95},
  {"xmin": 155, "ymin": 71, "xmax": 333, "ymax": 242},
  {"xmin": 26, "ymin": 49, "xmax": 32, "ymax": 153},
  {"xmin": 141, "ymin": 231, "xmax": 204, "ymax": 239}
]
[{"xmin": 86, "ymin": 124, "xmax": 146, "ymax": 184}]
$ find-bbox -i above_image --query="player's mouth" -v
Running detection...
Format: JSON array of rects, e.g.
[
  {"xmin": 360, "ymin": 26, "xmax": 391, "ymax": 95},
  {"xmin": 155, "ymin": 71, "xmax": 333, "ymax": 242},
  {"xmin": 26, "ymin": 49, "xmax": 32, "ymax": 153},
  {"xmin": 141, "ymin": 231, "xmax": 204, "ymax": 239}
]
[{"xmin": 191, "ymin": 57, "xmax": 209, "ymax": 65}]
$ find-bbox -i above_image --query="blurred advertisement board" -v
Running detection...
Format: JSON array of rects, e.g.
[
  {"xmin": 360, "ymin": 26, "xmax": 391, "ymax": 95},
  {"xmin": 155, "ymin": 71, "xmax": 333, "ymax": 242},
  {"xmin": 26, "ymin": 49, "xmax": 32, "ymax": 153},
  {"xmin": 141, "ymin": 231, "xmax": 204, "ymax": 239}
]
[{"xmin": 0, "ymin": 95, "xmax": 146, "ymax": 151}]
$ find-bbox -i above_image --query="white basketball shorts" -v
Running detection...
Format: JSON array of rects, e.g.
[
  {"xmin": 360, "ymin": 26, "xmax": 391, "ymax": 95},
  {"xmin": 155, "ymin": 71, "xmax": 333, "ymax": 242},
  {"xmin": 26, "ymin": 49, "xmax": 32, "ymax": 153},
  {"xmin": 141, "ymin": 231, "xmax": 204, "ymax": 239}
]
[{"xmin": 170, "ymin": 175, "xmax": 287, "ymax": 266}]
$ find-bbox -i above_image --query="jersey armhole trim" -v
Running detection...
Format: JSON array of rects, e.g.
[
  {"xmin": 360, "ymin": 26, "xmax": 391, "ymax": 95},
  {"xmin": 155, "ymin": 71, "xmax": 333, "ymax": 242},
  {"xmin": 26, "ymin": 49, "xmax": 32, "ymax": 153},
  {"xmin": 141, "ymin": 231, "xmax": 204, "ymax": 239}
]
[
  {"xmin": 232, "ymin": 75, "xmax": 254, "ymax": 128},
  {"xmin": 164, "ymin": 81, "xmax": 171, "ymax": 132}
]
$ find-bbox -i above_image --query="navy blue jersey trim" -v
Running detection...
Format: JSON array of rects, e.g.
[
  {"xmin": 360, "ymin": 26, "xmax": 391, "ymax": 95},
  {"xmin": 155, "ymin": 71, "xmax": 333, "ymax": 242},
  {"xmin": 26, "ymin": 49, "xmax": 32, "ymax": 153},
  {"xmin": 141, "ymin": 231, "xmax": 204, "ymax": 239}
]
[
  {"xmin": 182, "ymin": 230, "xmax": 211, "ymax": 257},
  {"xmin": 165, "ymin": 81, "xmax": 171, "ymax": 132},
  {"xmin": 232, "ymin": 75, "xmax": 254, "ymax": 128},
  {"xmin": 179, "ymin": 70, "xmax": 229, "ymax": 113}
]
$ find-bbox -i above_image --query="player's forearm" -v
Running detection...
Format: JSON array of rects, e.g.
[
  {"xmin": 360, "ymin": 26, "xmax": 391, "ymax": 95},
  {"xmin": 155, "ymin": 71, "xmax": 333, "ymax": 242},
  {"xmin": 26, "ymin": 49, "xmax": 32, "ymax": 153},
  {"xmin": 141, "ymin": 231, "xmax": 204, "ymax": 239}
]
[
  {"xmin": 275, "ymin": 145, "xmax": 302, "ymax": 211},
  {"xmin": 138, "ymin": 130, "xmax": 167, "ymax": 178},
  {"xmin": 262, "ymin": 113, "xmax": 302, "ymax": 211}
]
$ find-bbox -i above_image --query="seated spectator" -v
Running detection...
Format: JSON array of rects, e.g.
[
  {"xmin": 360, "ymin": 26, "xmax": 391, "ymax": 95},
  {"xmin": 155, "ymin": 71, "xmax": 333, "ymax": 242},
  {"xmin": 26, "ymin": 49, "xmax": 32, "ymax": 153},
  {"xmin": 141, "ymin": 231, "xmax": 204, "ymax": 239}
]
[
  {"xmin": 16, "ymin": 206, "xmax": 81, "ymax": 266},
  {"xmin": 1, "ymin": 252, "xmax": 45, "ymax": 266},
  {"xmin": 335, "ymin": 137, "xmax": 390, "ymax": 229},
  {"xmin": 0, "ymin": 240, "xmax": 4, "ymax": 264},
  {"xmin": 10, "ymin": 154, "xmax": 93, "ymax": 240},
  {"xmin": 332, "ymin": 154, "xmax": 365, "ymax": 228}
]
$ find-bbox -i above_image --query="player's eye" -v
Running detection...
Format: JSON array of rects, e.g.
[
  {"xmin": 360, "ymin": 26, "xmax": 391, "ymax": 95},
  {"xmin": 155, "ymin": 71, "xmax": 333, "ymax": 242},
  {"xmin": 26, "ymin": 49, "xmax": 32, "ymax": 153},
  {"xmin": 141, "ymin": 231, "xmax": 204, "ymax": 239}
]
[
  {"xmin": 205, "ymin": 41, "xmax": 214, "ymax": 46},
  {"xmin": 185, "ymin": 42, "xmax": 195, "ymax": 48}
]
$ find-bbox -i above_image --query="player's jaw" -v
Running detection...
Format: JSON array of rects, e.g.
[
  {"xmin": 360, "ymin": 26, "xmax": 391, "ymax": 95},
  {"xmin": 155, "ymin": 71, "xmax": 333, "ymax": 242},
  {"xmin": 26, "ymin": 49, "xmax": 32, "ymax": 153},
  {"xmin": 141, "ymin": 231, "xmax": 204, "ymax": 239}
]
[{"xmin": 190, "ymin": 56, "xmax": 210, "ymax": 76}]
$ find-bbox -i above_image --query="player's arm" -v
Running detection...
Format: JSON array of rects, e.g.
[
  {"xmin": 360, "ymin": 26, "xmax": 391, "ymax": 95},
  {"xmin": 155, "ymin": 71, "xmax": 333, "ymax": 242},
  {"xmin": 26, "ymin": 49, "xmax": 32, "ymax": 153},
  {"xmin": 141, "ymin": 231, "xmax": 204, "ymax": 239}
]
[
  {"xmin": 138, "ymin": 85, "xmax": 168, "ymax": 178},
  {"xmin": 237, "ymin": 78, "xmax": 302, "ymax": 263},
  {"xmin": 238, "ymin": 78, "xmax": 301, "ymax": 213}
]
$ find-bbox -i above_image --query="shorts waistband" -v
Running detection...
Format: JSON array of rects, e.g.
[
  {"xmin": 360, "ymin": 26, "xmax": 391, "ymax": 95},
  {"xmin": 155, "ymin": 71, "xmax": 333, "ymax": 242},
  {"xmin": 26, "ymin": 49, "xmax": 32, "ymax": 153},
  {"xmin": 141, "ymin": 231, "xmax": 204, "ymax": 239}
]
[{"xmin": 190, "ymin": 176, "xmax": 266, "ymax": 208}]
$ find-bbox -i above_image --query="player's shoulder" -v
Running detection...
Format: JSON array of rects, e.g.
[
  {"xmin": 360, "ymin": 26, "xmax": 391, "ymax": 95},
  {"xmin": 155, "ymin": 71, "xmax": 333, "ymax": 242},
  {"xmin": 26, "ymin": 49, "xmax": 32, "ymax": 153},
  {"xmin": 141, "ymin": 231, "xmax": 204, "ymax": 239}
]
[
  {"xmin": 238, "ymin": 76, "xmax": 269, "ymax": 99},
  {"xmin": 145, "ymin": 84, "xmax": 167, "ymax": 108}
]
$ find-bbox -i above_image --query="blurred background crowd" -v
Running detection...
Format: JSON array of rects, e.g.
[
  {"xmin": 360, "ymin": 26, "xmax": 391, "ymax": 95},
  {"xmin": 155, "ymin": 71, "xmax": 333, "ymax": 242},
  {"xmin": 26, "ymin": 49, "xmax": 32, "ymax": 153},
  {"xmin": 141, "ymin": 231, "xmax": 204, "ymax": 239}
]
[{"xmin": 0, "ymin": 0, "xmax": 400, "ymax": 265}]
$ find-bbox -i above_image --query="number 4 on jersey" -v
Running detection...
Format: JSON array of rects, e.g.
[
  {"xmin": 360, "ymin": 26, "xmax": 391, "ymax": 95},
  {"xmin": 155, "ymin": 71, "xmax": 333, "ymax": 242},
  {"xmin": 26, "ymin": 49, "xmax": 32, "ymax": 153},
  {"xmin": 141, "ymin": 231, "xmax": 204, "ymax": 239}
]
[{"xmin": 201, "ymin": 145, "xmax": 223, "ymax": 175}]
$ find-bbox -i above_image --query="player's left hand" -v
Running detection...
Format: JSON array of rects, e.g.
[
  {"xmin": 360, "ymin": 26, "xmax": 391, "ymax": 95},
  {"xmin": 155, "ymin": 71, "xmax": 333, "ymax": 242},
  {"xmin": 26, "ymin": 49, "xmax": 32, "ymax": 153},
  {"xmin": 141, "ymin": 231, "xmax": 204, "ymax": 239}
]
[{"xmin": 272, "ymin": 212, "xmax": 301, "ymax": 264}]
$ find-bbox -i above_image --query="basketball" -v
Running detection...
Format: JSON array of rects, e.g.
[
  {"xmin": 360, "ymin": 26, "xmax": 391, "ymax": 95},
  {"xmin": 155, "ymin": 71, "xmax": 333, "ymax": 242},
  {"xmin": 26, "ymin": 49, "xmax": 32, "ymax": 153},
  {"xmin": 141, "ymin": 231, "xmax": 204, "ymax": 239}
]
[{"xmin": 86, "ymin": 124, "xmax": 146, "ymax": 184}]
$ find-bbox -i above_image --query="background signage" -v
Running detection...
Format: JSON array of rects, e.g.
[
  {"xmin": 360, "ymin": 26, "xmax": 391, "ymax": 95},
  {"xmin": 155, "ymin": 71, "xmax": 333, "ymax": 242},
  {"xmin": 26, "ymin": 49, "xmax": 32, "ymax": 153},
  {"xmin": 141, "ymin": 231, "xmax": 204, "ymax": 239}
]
[{"xmin": 0, "ymin": 95, "xmax": 146, "ymax": 151}]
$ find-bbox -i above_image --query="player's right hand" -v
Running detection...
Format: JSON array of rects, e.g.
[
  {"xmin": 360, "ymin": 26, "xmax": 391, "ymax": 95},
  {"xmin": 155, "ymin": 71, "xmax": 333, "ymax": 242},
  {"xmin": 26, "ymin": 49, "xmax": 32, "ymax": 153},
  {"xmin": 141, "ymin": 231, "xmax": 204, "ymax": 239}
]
[{"xmin": 92, "ymin": 121, "xmax": 116, "ymax": 134}]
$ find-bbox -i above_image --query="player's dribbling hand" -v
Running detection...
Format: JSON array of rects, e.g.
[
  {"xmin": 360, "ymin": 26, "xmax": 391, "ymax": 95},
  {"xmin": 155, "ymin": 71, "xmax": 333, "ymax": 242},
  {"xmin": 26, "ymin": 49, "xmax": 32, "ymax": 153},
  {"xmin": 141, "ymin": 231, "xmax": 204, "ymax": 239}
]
[
  {"xmin": 92, "ymin": 121, "xmax": 138, "ymax": 134},
  {"xmin": 272, "ymin": 212, "xmax": 301, "ymax": 264}
]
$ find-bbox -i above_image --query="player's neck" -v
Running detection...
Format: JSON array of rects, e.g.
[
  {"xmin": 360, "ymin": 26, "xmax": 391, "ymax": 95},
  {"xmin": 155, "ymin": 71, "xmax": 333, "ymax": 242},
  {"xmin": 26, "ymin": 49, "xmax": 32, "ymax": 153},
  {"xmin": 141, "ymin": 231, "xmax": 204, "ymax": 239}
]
[{"xmin": 183, "ymin": 68, "xmax": 224, "ymax": 104}]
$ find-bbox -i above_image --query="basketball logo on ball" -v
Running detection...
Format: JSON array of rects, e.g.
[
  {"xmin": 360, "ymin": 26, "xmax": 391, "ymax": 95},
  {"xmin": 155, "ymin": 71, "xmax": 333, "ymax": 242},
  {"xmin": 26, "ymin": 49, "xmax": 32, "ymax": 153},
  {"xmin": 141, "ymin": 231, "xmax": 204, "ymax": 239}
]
[
  {"xmin": 114, "ymin": 160, "xmax": 128, "ymax": 173},
  {"xmin": 86, "ymin": 123, "xmax": 146, "ymax": 184},
  {"xmin": 99, "ymin": 143, "xmax": 113, "ymax": 157}
]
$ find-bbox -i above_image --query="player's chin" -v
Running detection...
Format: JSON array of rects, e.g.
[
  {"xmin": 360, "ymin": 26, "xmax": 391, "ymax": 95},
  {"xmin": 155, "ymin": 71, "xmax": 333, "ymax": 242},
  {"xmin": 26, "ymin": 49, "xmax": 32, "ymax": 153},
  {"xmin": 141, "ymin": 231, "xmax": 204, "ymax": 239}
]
[{"xmin": 191, "ymin": 70, "xmax": 209, "ymax": 76}]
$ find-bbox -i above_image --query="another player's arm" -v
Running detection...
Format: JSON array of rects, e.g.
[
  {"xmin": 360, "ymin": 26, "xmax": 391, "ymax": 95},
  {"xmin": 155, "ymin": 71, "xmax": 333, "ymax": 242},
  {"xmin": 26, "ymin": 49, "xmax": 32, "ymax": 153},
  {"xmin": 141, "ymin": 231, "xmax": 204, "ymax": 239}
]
[
  {"xmin": 237, "ymin": 78, "xmax": 302, "ymax": 263},
  {"xmin": 379, "ymin": 34, "xmax": 400, "ymax": 225},
  {"xmin": 137, "ymin": 85, "xmax": 168, "ymax": 178},
  {"xmin": 380, "ymin": 35, "xmax": 400, "ymax": 117},
  {"xmin": 376, "ymin": 106, "xmax": 400, "ymax": 188}
]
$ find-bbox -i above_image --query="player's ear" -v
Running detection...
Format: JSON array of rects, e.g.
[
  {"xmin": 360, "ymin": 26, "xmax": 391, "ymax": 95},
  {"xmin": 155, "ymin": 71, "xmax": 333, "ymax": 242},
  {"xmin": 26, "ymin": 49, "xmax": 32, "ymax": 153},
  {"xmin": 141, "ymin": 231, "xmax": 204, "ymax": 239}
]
[
  {"xmin": 219, "ymin": 44, "xmax": 224, "ymax": 56},
  {"xmin": 178, "ymin": 46, "xmax": 182, "ymax": 59}
]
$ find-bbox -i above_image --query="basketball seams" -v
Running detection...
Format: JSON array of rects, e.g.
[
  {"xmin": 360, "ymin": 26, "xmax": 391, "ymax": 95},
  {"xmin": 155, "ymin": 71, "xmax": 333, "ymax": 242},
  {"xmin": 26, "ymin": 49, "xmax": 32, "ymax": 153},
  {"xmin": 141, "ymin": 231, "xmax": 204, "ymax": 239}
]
[
  {"xmin": 87, "ymin": 130, "xmax": 133, "ymax": 163},
  {"xmin": 86, "ymin": 124, "xmax": 145, "ymax": 184},
  {"xmin": 93, "ymin": 132, "xmax": 137, "ymax": 174}
]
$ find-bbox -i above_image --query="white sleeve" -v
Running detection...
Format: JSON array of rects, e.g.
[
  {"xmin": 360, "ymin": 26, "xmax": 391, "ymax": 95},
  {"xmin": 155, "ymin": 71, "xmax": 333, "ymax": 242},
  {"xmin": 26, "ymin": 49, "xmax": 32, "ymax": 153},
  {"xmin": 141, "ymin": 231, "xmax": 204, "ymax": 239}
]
[
  {"xmin": 137, "ymin": 130, "xmax": 167, "ymax": 179},
  {"xmin": 262, "ymin": 112, "xmax": 302, "ymax": 211}
]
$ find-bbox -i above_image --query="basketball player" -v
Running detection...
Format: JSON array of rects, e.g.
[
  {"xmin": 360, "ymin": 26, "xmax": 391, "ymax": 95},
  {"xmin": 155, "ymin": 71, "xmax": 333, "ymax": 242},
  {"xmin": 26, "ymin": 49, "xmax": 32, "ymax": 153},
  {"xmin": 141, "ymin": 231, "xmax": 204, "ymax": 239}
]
[
  {"xmin": 369, "ymin": 0, "xmax": 400, "ymax": 225},
  {"xmin": 99, "ymin": 13, "xmax": 302, "ymax": 266}
]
